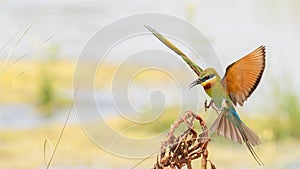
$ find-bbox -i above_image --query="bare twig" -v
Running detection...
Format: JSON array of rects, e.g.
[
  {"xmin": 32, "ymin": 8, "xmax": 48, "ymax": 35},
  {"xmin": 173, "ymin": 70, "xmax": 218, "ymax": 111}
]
[{"xmin": 153, "ymin": 111, "xmax": 216, "ymax": 169}]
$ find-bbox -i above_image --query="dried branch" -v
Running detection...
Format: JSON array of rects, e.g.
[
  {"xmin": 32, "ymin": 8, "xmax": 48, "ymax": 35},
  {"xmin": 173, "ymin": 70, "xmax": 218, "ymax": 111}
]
[{"xmin": 153, "ymin": 111, "xmax": 216, "ymax": 169}]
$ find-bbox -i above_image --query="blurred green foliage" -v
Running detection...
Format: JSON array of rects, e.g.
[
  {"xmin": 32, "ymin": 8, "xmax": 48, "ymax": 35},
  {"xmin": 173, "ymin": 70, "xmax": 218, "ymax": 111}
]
[
  {"xmin": 262, "ymin": 78, "xmax": 300, "ymax": 141},
  {"xmin": 36, "ymin": 46, "xmax": 72, "ymax": 116},
  {"xmin": 37, "ymin": 66, "xmax": 56, "ymax": 116},
  {"xmin": 274, "ymin": 90, "xmax": 300, "ymax": 139},
  {"xmin": 36, "ymin": 63, "xmax": 72, "ymax": 116},
  {"xmin": 39, "ymin": 76, "xmax": 54, "ymax": 106}
]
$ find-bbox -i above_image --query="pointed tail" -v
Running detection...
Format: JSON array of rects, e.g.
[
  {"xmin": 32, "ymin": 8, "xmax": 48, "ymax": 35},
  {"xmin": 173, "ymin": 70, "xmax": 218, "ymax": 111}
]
[{"xmin": 210, "ymin": 111, "xmax": 264, "ymax": 166}]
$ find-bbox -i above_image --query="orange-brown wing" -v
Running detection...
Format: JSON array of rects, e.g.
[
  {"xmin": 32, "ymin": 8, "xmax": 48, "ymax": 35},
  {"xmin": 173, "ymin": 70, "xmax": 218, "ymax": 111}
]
[{"xmin": 221, "ymin": 45, "xmax": 266, "ymax": 106}]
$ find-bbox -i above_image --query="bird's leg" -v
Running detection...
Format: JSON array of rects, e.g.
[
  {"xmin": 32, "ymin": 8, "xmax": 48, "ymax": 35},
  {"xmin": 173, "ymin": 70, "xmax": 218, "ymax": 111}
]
[
  {"xmin": 204, "ymin": 100, "xmax": 222, "ymax": 114},
  {"xmin": 211, "ymin": 103, "xmax": 222, "ymax": 114},
  {"xmin": 204, "ymin": 99, "xmax": 213, "ymax": 112}
]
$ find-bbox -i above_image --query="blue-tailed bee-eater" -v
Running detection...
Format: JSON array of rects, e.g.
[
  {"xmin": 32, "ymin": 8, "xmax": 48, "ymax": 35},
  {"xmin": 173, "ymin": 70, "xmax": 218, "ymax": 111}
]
[{"xmin": 145, "ymin": 25, "xmax": 265, "ymax": 165}]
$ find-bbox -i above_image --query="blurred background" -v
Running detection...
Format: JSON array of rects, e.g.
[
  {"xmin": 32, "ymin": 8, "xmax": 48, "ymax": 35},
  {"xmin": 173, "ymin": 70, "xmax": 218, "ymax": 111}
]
[{"xmin": 0, "ymin": 0, "xmax": 299, "ymax": 168}]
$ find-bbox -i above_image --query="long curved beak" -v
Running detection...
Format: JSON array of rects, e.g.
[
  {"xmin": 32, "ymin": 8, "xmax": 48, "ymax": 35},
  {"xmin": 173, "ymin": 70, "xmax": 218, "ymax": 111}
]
[{"xmin": 188, "ymin": 78, "xmax": 203, "ymax": 89}]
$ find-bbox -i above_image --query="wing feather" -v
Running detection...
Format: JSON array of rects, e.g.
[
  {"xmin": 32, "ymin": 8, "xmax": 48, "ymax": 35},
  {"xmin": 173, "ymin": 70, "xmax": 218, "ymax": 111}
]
[{"xmin": 221, "ymin": 46, "xmax": 266, "ymax": 106}]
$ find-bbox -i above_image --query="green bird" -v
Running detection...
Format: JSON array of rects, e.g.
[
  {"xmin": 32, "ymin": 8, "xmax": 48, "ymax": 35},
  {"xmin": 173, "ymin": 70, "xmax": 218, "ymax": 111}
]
[{"xmin": 145, "ymin": 25, "xmax": 265, "ymax": 165}]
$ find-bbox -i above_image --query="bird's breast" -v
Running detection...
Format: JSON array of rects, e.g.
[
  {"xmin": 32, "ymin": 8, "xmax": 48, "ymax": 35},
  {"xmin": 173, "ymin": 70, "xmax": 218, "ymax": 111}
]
[{"xmin": 201, "ymin": 77, "xmax": 227, "ymax": 108}]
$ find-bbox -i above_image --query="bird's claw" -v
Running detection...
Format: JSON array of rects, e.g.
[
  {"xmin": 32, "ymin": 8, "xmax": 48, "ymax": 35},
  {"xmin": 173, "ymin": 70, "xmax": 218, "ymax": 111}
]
[
  {"xmin": 204, "ymin": 99, "xmax": 223, "ymax": 114},
  {"xmin": 204, "ymin": 100, "xmax": 208, "ymax": 112},
  {"xmin": 204, "ymin": 99, "xmax": 214, "ymax": 112}
]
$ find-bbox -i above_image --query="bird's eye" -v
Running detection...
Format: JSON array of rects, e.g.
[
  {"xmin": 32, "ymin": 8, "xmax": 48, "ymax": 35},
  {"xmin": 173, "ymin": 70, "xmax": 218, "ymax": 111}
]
[
  {"xmin": 200, "ymin": 75, "xmax": 213, "ymax": 82},
  {"xmin": 209, "ymin": 74, "xmax": 215, "ymax": 79},
  {"xmin": 202, "ymin": 75, "xmax": 215, "ymax": 81}
]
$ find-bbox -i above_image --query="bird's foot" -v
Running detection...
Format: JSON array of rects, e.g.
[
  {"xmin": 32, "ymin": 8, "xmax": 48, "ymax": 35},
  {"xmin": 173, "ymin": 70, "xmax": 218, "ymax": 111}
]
[
  {"xmin": 204, "ymin": 100, "xmax": 212, "ymax": 112},
  {"xmin": 204, "ymin": 99, "xmax": 222, "ymax": 114}
]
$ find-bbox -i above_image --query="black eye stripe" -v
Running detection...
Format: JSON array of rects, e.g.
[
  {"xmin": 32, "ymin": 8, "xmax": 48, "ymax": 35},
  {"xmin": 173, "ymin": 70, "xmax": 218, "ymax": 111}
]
[
  {"xmin": 209, "ymin": 74, "xmax": 215, "ymax": 79},
  {"xmin": 202, "ymin": 74, "xmax": 215, "ymax": 81}
]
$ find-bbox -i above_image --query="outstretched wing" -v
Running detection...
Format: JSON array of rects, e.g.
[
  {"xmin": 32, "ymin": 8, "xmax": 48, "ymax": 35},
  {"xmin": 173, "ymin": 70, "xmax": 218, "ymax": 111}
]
[
  {"xmin": 221, "ymin": 45, "xmax": 266, "ymax": 106},
  {"xmin": 145, "ymin": 25, "xmax": 203, "ymax": 76}
]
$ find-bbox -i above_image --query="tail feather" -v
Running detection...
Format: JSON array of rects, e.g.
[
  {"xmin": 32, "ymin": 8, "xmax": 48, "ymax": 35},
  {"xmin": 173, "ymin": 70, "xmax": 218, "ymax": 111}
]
[
  {"xmin": 210, "ymin": 112, "xmax": 263, "ymax": 166},
  {"xmin": 241, "ymin": 122, "xmax": 261, "ymax": 146},
  {"xmin": 211, "ymin": 112, "xmax": 243, "ymax": 144},
  {"xmin": 225, "ymin": 117, "xmax": 233, "ymax": 141},
  {"xmin": 245, "ymin": 138, "xmax": 264, "ymax": 166},
  {"xmin": 228, "ymin": 116, "xmax": 243, "ymax": 144}
]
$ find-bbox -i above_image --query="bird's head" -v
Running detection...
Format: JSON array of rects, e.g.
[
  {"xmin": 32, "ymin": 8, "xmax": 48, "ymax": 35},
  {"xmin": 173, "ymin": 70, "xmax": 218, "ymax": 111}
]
[{"xmin": 189, "ymin": 68, "xmax": 220, "ymax": 89}]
